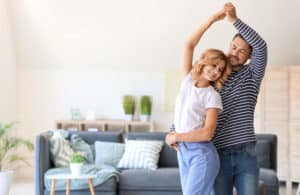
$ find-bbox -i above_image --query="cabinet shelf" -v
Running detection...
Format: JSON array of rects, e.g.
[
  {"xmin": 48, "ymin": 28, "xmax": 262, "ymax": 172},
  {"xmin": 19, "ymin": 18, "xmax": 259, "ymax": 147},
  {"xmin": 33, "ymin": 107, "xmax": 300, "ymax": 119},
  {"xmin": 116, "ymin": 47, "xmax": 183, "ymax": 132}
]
[{"xmin": 55, "ymin": 119, "xmax": 154, "ymax": 132}]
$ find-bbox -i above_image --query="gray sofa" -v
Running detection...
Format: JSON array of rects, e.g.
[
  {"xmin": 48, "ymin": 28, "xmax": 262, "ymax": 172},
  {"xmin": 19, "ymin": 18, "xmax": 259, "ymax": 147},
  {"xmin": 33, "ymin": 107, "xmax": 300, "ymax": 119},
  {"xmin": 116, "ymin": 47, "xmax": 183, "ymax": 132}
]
[{"xmin": 35, "ymin": 131, "xmax": 279, "ymax": 195}]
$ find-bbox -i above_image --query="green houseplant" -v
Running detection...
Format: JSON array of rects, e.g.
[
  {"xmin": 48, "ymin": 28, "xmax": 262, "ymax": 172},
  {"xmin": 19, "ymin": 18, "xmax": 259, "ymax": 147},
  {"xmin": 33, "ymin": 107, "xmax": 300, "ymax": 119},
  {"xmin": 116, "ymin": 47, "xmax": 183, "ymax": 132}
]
[
  {"xmin": 70, "ymin": 152, "xmax": 85, "ymax": 176},
  {"xmin": 140, "ymin": 96, "xmax": 152, "ymax": 122},
  {"xmin": 123, "ymin": 95, "xmax": 135, "ymax": 121},
  {"xmin": 0, "ymin": 122, "xmax": 34, "ymax": 195}
]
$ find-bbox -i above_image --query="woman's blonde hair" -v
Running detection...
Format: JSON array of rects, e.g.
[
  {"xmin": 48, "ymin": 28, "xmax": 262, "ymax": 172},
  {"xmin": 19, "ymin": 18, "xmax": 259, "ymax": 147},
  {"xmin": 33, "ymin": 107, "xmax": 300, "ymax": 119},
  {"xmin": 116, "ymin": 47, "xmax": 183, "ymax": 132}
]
[{"xmin": 191, "ymin": 48, "xmax": 231, "ymax": 91}]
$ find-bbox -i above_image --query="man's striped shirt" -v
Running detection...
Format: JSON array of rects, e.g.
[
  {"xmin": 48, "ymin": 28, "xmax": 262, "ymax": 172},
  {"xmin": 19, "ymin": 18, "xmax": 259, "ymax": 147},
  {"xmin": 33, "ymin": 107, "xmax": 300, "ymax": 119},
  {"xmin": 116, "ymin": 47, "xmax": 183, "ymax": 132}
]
[{"xmin": 213, "ymin": 19, "xmax": 268, "ymax": 149}]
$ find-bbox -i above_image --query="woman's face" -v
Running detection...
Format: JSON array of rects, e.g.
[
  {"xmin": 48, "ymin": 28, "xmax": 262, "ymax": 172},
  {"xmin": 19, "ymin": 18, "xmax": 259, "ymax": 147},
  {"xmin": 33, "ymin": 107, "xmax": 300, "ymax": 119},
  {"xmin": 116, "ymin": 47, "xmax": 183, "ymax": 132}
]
[{"xmin": 201, "ymin": 60, "xmax": 225, "ymax": 82}]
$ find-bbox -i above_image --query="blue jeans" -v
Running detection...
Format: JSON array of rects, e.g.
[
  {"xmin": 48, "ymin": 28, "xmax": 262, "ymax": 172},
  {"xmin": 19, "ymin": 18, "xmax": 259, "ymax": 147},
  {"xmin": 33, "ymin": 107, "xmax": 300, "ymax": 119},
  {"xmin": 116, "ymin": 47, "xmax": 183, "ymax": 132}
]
[{"xmin": 213, "ymin": 142, "xmax": 259, "ymax": 195}]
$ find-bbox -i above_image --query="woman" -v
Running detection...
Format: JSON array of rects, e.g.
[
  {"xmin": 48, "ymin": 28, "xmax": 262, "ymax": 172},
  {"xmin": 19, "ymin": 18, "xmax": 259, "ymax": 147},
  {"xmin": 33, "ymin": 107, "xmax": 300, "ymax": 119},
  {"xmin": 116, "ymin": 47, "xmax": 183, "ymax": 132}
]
[{"xmin": 165, "ymin": 8, "xmax": 231, "ymax": 195}]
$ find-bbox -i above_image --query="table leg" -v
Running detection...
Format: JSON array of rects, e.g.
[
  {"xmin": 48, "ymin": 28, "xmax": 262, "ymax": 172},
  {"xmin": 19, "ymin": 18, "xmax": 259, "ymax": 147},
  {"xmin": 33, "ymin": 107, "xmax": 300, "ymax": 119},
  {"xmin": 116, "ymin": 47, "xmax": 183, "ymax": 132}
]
[
  {"xmin": 50, "ymin": 179, "xmax": 56, "ymax": 195},
  {"xmin": 88, "ymin": 178, "xmax": 95, "ymax": 195},
  {"xmin": 66, "ymin": 179, "xmax": 71, "ymax": 195}
]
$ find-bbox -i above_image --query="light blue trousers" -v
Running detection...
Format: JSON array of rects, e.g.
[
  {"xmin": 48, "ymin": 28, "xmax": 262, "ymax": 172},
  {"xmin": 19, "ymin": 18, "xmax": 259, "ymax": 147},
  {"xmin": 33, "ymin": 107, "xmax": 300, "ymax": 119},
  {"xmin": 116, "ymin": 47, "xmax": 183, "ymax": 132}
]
[{"xmin": 177, "ymin": 142, "xmax": 220, "ymax": 195}]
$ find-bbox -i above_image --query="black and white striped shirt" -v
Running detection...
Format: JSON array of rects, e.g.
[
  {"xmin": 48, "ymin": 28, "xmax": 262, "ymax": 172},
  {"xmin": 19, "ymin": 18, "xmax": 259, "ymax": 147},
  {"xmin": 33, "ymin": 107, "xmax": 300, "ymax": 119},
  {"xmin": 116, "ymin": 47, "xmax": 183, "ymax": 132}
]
[{"xmin": 213, "ymin": 19, "xmax": 268, "ymax": 149}]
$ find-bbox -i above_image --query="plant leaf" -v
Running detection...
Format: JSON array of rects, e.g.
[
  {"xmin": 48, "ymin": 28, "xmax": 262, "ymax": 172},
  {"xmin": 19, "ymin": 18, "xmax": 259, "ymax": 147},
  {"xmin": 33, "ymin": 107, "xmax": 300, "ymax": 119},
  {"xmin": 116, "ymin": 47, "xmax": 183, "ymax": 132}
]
[
  {"xmin": 4, "ymin": 122, "xmax": 15, "ymax": 129},
  {"xmin": 7, "ymin": 138, "xmax": 34, "ymax": 151},
  {"xmin": 0, "ymin": 122, "xmax": 16, "ymax": 139},
  {"xmin": 8, "ymin": 154, "xmax": 31, "ymax": 167},
  {"xmin": 0, "ymin": 121, "xmax": 33, "ymax": 170}
]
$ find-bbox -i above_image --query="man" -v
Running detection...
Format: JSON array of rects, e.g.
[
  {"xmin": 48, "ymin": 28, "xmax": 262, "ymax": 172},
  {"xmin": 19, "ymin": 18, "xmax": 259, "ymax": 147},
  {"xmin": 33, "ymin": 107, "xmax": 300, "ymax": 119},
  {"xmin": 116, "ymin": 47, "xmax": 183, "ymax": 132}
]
[
  {"xmin": 166, "ymin": 2, "xmax": 267, "ymax": 195},
  {"xmin": 213, "ymin": 3, "xmax": 267, "ymax": 195}
]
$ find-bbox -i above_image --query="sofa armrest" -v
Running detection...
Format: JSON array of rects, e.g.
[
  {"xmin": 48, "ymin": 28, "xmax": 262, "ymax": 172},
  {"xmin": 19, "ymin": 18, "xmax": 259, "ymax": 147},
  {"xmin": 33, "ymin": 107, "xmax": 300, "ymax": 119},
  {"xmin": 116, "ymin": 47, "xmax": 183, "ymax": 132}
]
[
  {"xmin": 256, "ymin": 134, "xmax": 277, "ymax": 172},
  {"xmin": 34, "ymin": 131, "xmax": 52, "ymax": 195}
]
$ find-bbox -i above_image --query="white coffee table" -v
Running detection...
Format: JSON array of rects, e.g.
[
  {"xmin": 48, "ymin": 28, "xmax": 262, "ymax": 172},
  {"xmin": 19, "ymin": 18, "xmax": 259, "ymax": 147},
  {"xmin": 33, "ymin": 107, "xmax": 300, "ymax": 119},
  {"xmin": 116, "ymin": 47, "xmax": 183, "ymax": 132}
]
[{"xmin": 46, "ymin": 174, "xmax": 96, "ymax": 195}]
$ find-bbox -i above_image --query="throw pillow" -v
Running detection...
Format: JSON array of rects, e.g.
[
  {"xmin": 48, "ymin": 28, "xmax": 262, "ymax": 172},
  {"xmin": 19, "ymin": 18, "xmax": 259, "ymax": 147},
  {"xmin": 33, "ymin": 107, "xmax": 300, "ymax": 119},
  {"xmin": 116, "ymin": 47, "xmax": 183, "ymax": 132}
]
[
  {"xmin": 70, "ymin": 134, "xmax": 94, "ymax": 164},
  {"xmin": 49, "ymin": 132, "xmax": 74, "ymax": 167},
  {"xmin": 117, "ymin": 140, "xmax": 164, "ymax": 170},
  {"xmin": 95, "ymin": 141, "xmax": 125, "ymax": 167}
]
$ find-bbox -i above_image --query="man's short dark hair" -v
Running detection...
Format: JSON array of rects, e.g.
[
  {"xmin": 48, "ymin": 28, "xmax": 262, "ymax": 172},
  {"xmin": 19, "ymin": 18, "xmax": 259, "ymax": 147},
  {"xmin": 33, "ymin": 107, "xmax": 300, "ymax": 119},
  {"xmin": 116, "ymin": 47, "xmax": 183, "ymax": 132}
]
[{"xmin": 232, "ymin": 33, "xmax": 253, "ymax": 55}]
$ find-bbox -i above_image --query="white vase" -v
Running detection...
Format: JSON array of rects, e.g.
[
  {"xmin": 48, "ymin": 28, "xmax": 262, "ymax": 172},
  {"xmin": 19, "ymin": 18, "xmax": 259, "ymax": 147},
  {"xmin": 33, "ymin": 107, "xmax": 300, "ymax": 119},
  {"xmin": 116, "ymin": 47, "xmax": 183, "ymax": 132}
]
[
  {"xmin": 140, "ymin": 115, "xmax": 150, "ymax": 122},
  {"xmin": 70, "ymin": 163, "xmax": 83, "ymax": 176},
  {"xmin": 0, "ymin": 170, "xmax": 14, "ymax": 195},
  {"xmin": 124, "ymin": 114, "xmax": 133, "ymax": 121}
]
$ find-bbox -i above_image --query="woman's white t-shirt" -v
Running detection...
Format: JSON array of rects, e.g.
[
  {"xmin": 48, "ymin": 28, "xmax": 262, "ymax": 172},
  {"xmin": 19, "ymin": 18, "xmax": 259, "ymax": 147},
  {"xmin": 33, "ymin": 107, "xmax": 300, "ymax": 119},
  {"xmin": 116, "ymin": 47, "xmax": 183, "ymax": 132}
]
[{"xmin": 174, "ymin": 74, "xmax": 223, "ymax": 133}]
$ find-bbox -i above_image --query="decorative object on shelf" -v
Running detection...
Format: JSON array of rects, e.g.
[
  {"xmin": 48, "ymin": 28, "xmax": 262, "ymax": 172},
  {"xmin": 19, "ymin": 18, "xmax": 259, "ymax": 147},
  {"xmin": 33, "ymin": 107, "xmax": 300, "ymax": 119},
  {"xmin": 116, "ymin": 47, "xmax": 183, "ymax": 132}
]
[
  {"xmin": 140, "ymin": 95, "xmax": 152, "ymax": 122},
  {"xmin": 70, "ymin": 108, "xmax": 81, "ymax": 120},
  {"xmin": 122, "ymin": 95, "xmax": 135, "ymax": 121},
  {"xmin": 0, "ymin": 122, "xmax": 34, "ymax": 195},
  {"xmin": 70, "ymin": 152, "xmax": 85, "ymax": 176}
]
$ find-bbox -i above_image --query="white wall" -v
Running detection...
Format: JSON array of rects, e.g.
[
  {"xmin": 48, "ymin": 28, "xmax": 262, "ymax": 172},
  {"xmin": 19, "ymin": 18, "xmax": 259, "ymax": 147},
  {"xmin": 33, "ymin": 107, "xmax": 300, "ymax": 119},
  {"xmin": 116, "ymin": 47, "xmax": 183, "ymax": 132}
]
[
  {"xmin": 17, "ymin": 69, "xmax": 172, "ymax": 131},
  {"xmin": 10, "ymin": 0, "xmax": 300, "ymax": 70},
  {"xmin": 0, "ymin": 0, "xmax": 17, "ymax": 122}
]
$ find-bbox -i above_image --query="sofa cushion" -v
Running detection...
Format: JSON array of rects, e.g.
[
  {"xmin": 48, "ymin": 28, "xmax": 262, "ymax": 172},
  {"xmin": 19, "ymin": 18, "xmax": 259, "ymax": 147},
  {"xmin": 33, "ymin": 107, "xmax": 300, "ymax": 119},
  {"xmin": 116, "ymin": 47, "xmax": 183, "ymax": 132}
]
[
  {"xmin": 126, "ymin": 132, "xmax": 178, "ymax": 167},
  {"xmin": 119, "ymin": 168, "xmax": 181, "ymax": 191},
  {"xmin": 70, "ymin": 134, "xmax": 94, "ymax": 164},
  {"xmin": 95, "ymin": 141, "xmax": 125, "ymax": 167},
  {"xmin": 118, "ymin": 140, "xmax": 163, "ymax": 170},
  {"xmin": 93, "ymin": 177, "xmax": 117, "ymax": 191},
  {"xmin": 49, "ymin": 132, "xmax": 74, "ymax": 167},
  {"xmin": 256, "ymin": 139, "xmax": 271, "ymax": 169},
  {"xmin": 160, "ymin": 145, "xmax": 178, "ymax": 167}
]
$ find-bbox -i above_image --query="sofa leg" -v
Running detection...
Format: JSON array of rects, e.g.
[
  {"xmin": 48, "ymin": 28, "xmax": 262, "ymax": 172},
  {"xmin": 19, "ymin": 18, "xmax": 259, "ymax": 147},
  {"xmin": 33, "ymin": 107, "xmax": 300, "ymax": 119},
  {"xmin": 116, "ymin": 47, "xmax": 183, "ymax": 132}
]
[
  {"xmin": 233, "ymin": 181, "xmax": 264, "ymax": 195},
  {"xmin": 259, "ymin": 182, "xmax": 265, "ymax": 195}
]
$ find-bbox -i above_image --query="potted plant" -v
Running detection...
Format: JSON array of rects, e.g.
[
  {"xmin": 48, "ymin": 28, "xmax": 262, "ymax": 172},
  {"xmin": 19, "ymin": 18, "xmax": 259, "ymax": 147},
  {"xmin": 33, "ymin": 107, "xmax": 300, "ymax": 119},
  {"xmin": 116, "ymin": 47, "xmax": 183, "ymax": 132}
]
[
  {"xmin": 70, "ymin": 152, "xmax": 85, "ymax": 176},
  {"xmin": 140, "ymin": 96, "xmax": 152, "ymax": 122},
  {"xmin": 123, "ymin": 95, "xmax": 135, "ymax": 121},
  {"xmin": 0, "ymin": 122, "xmax": 34, "ymax": 195}
]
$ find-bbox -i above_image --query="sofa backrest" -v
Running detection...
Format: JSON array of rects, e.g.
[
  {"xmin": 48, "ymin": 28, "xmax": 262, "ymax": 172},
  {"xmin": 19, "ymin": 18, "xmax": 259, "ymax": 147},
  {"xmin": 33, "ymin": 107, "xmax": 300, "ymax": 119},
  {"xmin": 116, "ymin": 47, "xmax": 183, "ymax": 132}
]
[
  {"xmin": 125, "ymin": 132, "xmax": 277, "ymax": 170},
  {"xmin": 67, "ymin": 131, "xmax": 123, "ymax": 144},
  {"xmin": 126, "ymin": 132, "xmax": 178, "ymax": 167},
  {"xmin": 256, "ymin": 134, "xmax": 277, "ymax": 171}
]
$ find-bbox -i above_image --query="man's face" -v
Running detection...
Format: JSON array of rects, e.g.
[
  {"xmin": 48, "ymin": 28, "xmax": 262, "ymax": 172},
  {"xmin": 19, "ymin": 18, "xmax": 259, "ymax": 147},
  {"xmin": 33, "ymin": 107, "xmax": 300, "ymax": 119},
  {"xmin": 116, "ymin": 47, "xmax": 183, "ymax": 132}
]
[{"xmin": 228, "ymin": 36, "xmax": 251, "ymax": 66}]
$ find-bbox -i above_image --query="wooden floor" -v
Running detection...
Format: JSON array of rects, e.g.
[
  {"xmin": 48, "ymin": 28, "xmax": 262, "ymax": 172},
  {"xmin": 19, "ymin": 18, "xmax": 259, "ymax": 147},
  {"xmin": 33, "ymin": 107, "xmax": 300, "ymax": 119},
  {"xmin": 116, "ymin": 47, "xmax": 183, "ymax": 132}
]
[
  {"xmin": 8, "ymin": 180, "xmax": 299, "ymax": 195},
  {"xmin": 10, "ymin": 180, "xmax": 34, "ymax": 195}
]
